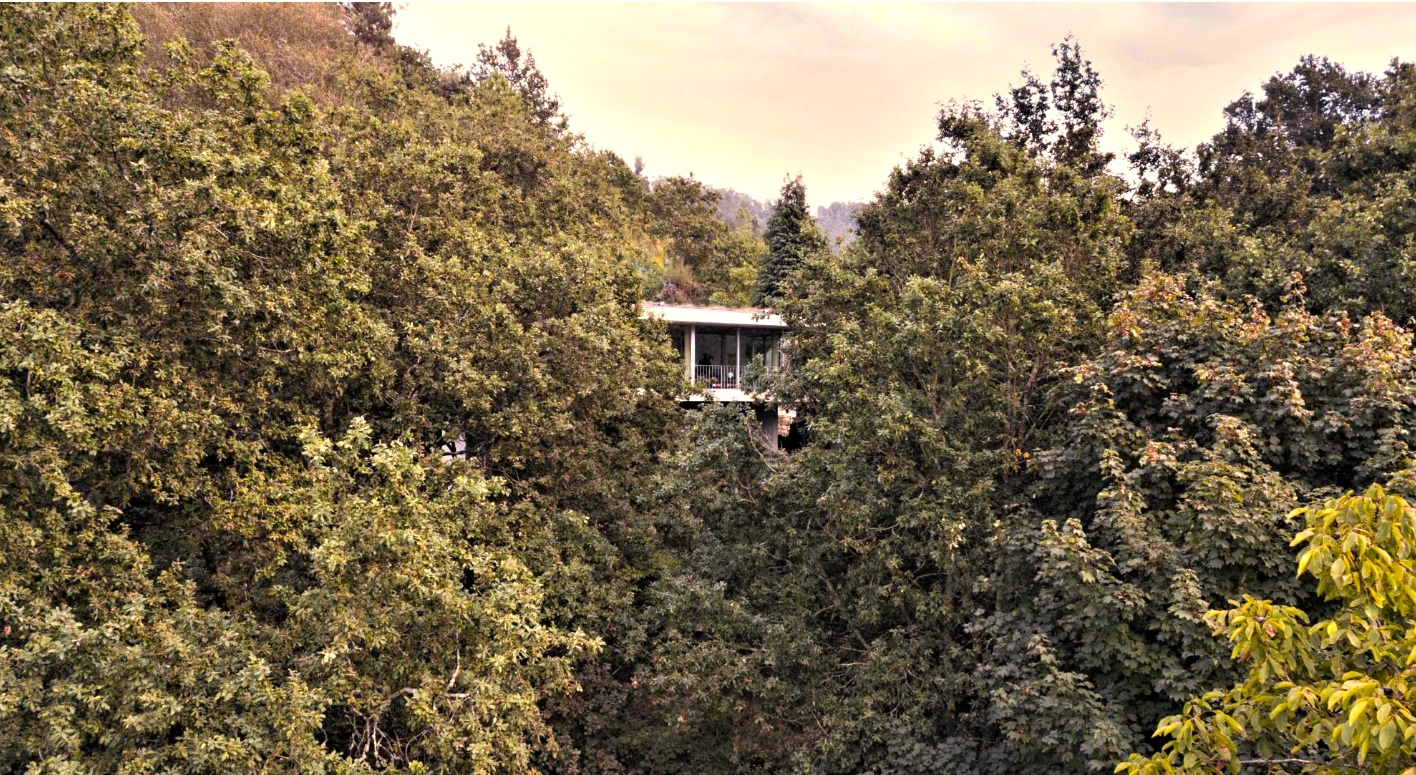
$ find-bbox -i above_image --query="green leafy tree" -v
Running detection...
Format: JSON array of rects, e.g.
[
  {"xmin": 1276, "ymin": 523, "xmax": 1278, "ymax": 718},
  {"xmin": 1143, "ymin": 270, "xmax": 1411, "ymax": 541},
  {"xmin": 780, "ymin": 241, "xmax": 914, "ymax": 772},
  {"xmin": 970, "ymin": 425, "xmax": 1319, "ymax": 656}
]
[
  {"xmin": 993, "ymin": 35, "xmax": 1114, "ymax": 172},
  {"xmin": 0, "ymin": 5, "xmax": 682, "ymax": 772},
  {"xmin": 642, "ymin": 46, "xmax": 1133, "ymax": 772},
  {"xmin": 1130, "ymin": 55, "xmax": 1416, "ymax": 325},
  {"xmin": 23, "ymin": 9, "xmax": 1416, "ymax": 774},
  {"xmin": 341, "ymin": 1, "xmax": 395, "ymax": 49},
  {"xmin": 985, "ymin": 272, "xmax": 1416, "ymax": 770},
  {"xmin": 997, "ymin": 66, "xmax": 1054, "ymax": 154},
  {"xmin": 636, "ymin": 40, "xmax": 1416, "ymax": 775},
  {"xmin": 644, "ymin": 176, "xmax": 764, "ymax": 305},
  {"xmin": 1120, "ymin": 484, "xmax": 1416, "ymax": 774},
  {"xmin": 1050, "ymin": 36, "xmax": 1114, "ymax": 172},
  {"xmin": 473, "ymin": 27, "xmax": 564, "ymax": 130},
  {"xmin": 0, "ymin": 301, "xmax": 338, "ymax": 773}
]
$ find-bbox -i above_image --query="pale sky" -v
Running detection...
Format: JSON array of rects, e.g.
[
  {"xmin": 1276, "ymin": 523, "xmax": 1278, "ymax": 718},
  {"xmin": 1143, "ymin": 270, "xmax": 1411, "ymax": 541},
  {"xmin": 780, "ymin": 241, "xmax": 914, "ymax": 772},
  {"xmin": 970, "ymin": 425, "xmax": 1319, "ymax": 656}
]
[{"xmin": 395, "ymin": 3, "xmax": 1416, "ymax": 205}]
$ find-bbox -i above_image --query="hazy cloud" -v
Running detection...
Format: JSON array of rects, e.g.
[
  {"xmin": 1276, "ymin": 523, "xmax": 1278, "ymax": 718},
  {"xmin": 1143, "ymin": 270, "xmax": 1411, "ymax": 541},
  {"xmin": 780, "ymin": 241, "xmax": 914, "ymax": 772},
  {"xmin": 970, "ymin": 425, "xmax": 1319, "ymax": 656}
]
[{"xmin": 395, "ymin": 3, "xmax": 1416, "ymax": 204}]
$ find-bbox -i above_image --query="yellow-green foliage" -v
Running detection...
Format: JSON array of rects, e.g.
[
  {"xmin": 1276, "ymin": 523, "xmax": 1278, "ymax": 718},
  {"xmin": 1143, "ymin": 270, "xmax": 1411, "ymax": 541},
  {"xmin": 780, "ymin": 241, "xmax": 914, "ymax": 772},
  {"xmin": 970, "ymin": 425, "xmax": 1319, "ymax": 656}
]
[{"xmin": 1120, "ymin": 485, "xmax": 1416, "ymax": 774}]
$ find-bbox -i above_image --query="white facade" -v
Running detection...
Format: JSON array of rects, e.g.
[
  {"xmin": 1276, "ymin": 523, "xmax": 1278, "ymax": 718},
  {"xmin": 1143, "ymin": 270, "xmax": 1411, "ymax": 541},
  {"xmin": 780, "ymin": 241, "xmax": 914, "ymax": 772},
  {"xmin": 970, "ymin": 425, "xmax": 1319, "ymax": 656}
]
[
  {"xmin": 642, "ymin": 302, "xmax": 795, "ymax": 448},
  {"xmin": 642, "ymin": 302, "xmax": 788, "ymax": 403}
]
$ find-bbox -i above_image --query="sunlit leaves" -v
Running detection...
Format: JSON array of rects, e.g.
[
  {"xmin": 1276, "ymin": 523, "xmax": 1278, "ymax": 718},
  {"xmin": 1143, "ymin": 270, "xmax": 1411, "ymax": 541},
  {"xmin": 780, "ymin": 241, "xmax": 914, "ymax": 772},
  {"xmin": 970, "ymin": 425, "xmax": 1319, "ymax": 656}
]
[{"xmin": 1120, "ymin": 487, "xmax": 1416, "ymax": 774}]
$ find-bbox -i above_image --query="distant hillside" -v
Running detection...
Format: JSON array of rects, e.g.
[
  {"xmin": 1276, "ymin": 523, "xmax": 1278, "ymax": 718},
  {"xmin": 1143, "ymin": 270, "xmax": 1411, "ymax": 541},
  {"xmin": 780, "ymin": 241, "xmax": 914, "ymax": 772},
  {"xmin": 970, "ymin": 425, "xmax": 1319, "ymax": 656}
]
[
  {"xmin": 645, "ymin": 175, "xmax": 862, "ymax": 250},
  {"xmin": 713, "ymin": 186, "xmax": 863, "ymax": 251},
  {"xmin": 129, "ymin": 3, "xmax": 361, "ymax": 105},
  {"xmin": 713, "ymin": 187, "xmax": 773, "ymax": 234},
  {"xmin": 815, "ymin": 201, "xmax": 862, "ymax": 249}
]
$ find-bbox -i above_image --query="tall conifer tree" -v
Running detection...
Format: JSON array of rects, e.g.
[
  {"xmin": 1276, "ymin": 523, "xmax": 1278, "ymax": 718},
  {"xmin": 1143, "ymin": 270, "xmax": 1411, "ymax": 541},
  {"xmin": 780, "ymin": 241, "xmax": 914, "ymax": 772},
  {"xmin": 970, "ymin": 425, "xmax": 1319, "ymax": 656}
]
[{"xmin": 752, "ymin": 176, "xmax": 827, "ymax": 306}]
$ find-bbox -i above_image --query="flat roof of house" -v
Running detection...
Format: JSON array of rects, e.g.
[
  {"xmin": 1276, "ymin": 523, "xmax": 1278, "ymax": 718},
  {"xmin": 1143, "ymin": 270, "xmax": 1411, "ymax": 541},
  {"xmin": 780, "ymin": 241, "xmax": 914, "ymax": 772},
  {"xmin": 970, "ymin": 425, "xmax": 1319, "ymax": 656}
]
[{"xmin": 642, "ymin": 302, "xmax": 787, "ymax": 329}]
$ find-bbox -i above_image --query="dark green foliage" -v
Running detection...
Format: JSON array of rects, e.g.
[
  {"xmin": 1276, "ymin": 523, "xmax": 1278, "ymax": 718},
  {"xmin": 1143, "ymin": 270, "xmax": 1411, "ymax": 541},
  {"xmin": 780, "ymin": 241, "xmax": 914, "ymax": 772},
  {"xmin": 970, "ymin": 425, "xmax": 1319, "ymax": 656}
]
[
  {"xmin": 1050, "ymin": 37, "xmax": 1113, "ymax": 171},
  {"xmin": 638, "ymin": 61, "xmax": 1134, "ymax": 771},
  {"xmin": 0, "ymin": 4, "xmax": 680, "ymax": 772},
  {"xmin": 997, "ymin": 66, "xmax": 1053, "ymax": 154},
  {"xmin": 993, "ymin": 35, "xmax": 1113, "ymax": 173},
  {"xmin": 633, "ymin": 40, "xmax": 1416, "ymax": 775},
  {"xmin": 752, "ymin": 175, "xmax": 828, "ymax": 306},
  {"xmin": 1132, "ymin": 55, "xmax": 1416, "ymax": 324},
  {"xmin": 341, "ymin": 2, "xmax": 394, "ymax": 50},
  {"xmin": 990, "ymin": 274, "xmax": 1416, "ymax": 766},
  {"xmin": 644, "ymin": 176, "xmax": 763, "ymax": 305}
]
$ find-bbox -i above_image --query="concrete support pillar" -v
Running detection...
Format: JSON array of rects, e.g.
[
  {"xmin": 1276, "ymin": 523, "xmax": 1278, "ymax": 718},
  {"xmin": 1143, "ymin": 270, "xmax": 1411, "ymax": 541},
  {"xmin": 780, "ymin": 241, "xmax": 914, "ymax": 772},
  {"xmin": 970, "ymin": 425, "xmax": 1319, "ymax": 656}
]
[
  {"xmin": 756, "ymin": 405, "xmax": 779, "ymax": 451},
  {"xmin": 686, "ymin": 324, "xmax": 696, "ymax": 382},
  {"xmin": 735, "ymin": 328, "xmax": 742, "ymax": 388}
]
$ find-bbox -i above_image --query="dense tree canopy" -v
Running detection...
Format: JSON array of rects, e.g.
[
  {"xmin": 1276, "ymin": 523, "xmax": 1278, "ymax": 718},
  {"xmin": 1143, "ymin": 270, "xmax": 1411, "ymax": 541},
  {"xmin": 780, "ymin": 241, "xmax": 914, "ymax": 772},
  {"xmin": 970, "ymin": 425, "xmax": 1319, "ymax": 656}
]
[
  {"xmin": 624, "ymin": 35, "xmax": 1416, "ymax": 775},
  {"xmin": 641, "ymin": 176, "xmax": 763, "ymax": 306},
  {"xmin": 7, "ymin": 5, "xmax": 1416, "ymax": 774},
  {"xmin": 0, "ymin": 4, "xmax": 680, "ymax": 772}
]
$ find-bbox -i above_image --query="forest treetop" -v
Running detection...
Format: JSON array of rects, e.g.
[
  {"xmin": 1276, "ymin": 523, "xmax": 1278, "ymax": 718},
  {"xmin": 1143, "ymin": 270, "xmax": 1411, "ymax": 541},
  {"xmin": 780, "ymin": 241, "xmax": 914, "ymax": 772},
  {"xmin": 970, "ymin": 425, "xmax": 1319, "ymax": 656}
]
[{"xmin": 6, "ymin": 4, "xmax": 1416, "ymax": 774}]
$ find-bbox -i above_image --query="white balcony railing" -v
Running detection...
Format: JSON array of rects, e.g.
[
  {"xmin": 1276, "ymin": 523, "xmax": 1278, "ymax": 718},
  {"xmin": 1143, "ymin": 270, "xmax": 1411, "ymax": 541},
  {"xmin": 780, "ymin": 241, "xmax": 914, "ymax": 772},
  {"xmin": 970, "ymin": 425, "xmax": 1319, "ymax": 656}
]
[
  {"xmin": 694, "ymin": 364, "xmax": 738, "ymax": 389},
  {"xmin": 693, "ymin": 364, "xmax": 779, "ymax": 392}
]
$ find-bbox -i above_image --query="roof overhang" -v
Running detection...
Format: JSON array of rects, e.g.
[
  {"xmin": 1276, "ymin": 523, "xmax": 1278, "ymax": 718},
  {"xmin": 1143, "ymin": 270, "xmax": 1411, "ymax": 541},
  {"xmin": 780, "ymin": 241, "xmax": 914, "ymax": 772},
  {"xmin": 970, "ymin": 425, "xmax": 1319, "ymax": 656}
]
[{"xmin": 642, "ymin": 302, "xmax": 787, "ymax": 329}]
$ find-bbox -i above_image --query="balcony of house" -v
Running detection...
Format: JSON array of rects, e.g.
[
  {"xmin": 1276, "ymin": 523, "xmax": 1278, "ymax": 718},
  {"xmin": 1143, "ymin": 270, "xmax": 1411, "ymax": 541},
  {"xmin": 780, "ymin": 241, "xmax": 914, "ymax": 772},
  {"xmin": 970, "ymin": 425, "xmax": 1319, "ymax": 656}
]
[{"xmin": 642, "ymin": 302, "xmax": 788, "ymax": 403}]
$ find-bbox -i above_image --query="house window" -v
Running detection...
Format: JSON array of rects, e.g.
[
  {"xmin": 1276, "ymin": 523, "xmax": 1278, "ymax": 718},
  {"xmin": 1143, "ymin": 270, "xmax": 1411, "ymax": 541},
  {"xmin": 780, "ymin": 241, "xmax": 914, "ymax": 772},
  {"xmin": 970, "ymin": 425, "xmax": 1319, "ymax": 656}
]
[
  {"xmin": 693, "ymin": 327, "xmax": 732, "ymax": 366},
  {"xmin": 742, "ymin": 330, "xmax": 780, "ymax": 389},
  {"xmin": 743, "ymin": 331, "xmax": 779, "ymax": 372},
  {"xmin": 693, "ymin": 326, "xmax": 736, "ymax": 388},
  {"xmin": 670, "ymin": 327, "xmax": 685, "ymax": 360}
]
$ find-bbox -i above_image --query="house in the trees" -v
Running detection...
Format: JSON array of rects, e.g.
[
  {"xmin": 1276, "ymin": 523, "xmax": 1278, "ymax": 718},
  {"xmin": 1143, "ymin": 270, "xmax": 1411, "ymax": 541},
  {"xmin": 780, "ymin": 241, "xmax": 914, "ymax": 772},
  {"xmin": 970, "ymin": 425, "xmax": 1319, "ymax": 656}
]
[{"xmin": 642, "ymin": 302, "xmax": 794, "ymax": 447}]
